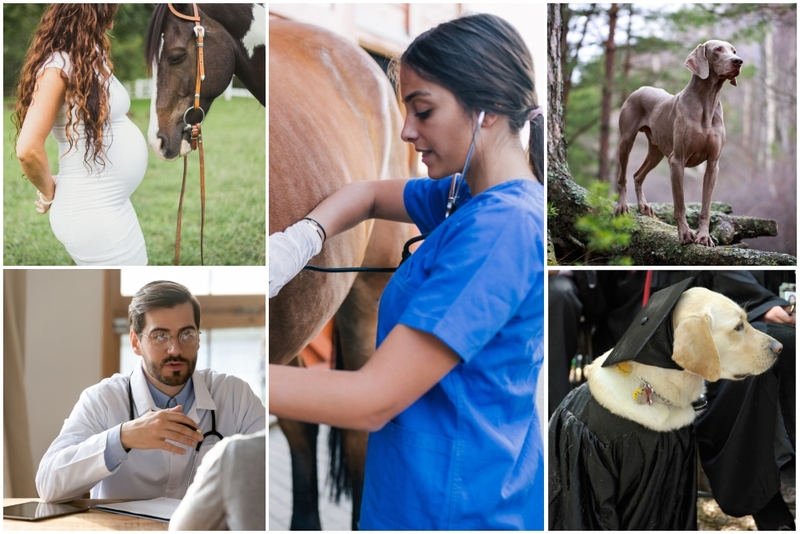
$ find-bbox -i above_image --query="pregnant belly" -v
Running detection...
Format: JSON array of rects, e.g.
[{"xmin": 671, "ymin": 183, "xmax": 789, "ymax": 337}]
[{"xmin": 54, "ymin": 118, "xmax": 148, "ymax": 206}]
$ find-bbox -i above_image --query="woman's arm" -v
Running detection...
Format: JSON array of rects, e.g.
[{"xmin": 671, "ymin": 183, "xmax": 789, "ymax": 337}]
[
  {"xmin": 269, "ymin": 325, "xmax": 460, "ymax": 432},
  {"xmin": 16, "ymin": 68, "xmax": 66, "ymax": 203},
  {"xmin": 269, "ymin": 178, "xmax": 412, "ymax": 298},
  {"xmin": 305, "ymin": 178, "xmax": 413, "ymax": 239}
]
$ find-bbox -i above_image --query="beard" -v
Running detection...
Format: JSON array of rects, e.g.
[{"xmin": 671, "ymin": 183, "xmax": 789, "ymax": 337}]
[{"xmin": 145, "ymin": 355, "xmax": 197, "ymax": 387}]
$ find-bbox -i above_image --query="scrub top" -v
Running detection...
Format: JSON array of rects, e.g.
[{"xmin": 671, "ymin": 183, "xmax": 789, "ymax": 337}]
[{"xmin": 360, "ymin": 177, "xmax": 545, "ymax": 530}]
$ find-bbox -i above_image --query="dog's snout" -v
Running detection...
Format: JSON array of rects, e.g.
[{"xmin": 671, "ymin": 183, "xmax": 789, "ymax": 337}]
[{"xmin": 770, "ymin": 339, "xmax": 783, "ymax": 355}]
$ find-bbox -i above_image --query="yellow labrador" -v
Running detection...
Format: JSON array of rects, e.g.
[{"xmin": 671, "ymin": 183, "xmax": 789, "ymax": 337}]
[{"xmin": 587, "ymin": 287, "xmax": 782, "ymax": 432}]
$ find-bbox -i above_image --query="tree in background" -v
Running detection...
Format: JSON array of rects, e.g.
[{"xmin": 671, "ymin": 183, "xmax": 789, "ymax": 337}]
[{"xmin": 3, "ymin": 4, "xmax": 153, "ymax": 97}]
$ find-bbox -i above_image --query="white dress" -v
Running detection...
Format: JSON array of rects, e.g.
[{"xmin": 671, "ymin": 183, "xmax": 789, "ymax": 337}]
[{"xmin": 42, "ymin": 52, "xmax": 148, "ymax": 265}]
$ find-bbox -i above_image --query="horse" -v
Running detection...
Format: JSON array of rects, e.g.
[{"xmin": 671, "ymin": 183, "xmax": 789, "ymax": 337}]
[
  {"xmin": 270, "ymin": 19, "xmax": 413, "ymax": 530},
  {"xmin": 145, "ymin": 3, "xmax": 265, "ymax": 161}
]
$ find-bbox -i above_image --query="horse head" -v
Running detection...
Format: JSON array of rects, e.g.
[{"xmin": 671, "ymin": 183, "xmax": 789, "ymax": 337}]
[{"xmin": 145, "ymin": 4, "xmax": 239, "ymax": 161}]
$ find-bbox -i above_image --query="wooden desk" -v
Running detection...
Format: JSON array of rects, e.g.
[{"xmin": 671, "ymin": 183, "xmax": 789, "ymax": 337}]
[{"xmin": 3, "ymin": 499, "xmax": 169, "ymax": 531}]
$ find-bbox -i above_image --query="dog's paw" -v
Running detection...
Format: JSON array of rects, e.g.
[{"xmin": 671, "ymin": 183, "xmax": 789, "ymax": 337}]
[
  {"xmin": 678, "ymin": 228, "xmax": 697, "ymax": 244},
  {"xmin": 638, "ymin": 203, "xmax": 655, "ymax": 217},
  {"xmin": 614, "ymin": 202, "xmax": 630, "ymax": 216},
  {"xmin": 695, "ymin": 233, "xmax": 716, "ymax": 247}
]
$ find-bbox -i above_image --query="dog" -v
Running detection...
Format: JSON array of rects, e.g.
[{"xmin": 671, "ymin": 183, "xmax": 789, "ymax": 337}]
[
  {"xmin": 549, "ymin": 286, "xmax": 781, "ymax": 530},
  {"xmin": 614, "ymin": 40, "xmax": 743, "ymax": 247}
]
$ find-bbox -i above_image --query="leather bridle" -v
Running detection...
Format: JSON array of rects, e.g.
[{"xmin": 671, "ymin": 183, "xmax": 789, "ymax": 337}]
[{"xmin": 167, "ymin": 3, "xmax": 206, "ymax": 265}]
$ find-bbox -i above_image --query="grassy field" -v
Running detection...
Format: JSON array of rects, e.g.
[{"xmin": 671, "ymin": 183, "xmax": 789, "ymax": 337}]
[{"xmin": 3, "ymin": 96, "xmax": 265, "ymax": 265}]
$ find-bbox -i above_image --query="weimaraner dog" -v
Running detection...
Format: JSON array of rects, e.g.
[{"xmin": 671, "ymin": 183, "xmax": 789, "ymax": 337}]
[{"xmin": 614, "ymin": 40, "xmax": 743, "ymax": 246}]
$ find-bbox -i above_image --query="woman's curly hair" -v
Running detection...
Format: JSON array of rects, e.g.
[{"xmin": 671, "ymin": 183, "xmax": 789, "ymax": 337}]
[{"xmin": 12, "ymin": 4, "xmax": 119, "ymax": 170}]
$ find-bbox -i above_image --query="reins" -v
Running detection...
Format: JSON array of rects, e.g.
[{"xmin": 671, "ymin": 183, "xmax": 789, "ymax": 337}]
[{"xmin": 168, "ymin": 3, "xmax": 206, "ymax": 265}]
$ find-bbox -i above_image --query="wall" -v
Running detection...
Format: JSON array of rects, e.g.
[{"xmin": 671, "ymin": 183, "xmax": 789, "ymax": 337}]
[{"xmin": 25, "ymin": 270, "xmax": 104, "ymax": 472}]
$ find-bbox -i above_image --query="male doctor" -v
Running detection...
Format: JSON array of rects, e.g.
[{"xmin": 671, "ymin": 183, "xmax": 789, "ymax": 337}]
[{"xmin": 36, "ymin": 281, "xmax": 266, "ymax": 503}]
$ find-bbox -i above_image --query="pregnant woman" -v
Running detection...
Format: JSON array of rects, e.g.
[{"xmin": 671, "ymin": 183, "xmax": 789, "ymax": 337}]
[{"xmin": 14, "ymin": 4, "xmax": 148, "ymax": 265}]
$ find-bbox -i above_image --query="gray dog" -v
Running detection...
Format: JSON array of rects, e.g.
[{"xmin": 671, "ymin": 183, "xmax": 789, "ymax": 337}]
[{"xmin": 614, "ymin": 40, "xmax": 743, "ymax": 246}]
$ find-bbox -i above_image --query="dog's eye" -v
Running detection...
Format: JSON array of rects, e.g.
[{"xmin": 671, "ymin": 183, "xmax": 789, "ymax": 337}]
[{"xmin": 734, "ymin": 322, "xmax": 745, "ymax": 332}]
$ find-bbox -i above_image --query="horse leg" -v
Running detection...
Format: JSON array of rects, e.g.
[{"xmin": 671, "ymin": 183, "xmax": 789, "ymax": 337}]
[
  {"xmin": 278, "ymin": 417, "xmax": 322, "ymax": 530},
  {"xmin": 329, "ymin": 220, "xmax": 409, "ymax": 530}
]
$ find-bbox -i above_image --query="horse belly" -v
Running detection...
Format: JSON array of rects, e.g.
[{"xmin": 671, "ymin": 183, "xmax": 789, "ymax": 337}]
[{"xmin": 269, "ymin": 20, "xmax": 409, "ymax": 364}]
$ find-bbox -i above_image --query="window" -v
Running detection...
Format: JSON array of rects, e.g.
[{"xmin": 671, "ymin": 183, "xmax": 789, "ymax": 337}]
[{"xmin": 104, "ymin": 269, "xmax": 266, "ymax": 404}]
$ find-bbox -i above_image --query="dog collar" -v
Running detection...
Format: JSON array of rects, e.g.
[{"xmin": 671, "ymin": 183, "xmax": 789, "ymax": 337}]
[
  {"xmin": 691, "ymin": 394, "xmax": 708, "ymax": 411},
  {"xmin": 633, "ymin": 379, "xmax": 673, "ymax": 406},
  {"xmin": 616, "ymin": 363, "xmax": 707, "ymax": 410}
]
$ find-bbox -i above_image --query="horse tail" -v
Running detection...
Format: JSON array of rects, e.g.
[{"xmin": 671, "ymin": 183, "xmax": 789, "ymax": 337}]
[{"xmin": 327, "ymin": 321, "xmax": 353, "ymax": 503}]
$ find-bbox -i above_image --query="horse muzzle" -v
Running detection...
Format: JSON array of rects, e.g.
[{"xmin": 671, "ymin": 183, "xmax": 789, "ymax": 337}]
[{"xmin": 149, "ymin": 131, "xmax": 193, "ymax": 161}]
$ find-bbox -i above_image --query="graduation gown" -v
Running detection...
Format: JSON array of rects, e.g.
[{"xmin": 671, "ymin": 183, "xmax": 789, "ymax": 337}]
[{"xmin": 549, "ymin": 384, "xmax": 697, "ymax": 530}]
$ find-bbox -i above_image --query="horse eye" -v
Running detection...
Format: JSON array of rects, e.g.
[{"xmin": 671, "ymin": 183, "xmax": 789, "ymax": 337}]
[{"xmin": 168, "ymin": 53, "xmax": 187, "ymax": 65}]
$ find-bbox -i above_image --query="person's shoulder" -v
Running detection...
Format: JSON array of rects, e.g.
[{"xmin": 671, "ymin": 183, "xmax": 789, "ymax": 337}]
[
  {"xmin": 39, "ymin": 51, "xmax": 72, "ymax": 76},
  {"xmin": 77, "ymin": 372, "xmax": 127, "ymax": 400},
  {"xmin": 462, "ymin": 180, "xmax": 544, "ymax": 235},
  {"xmin": 197, "ymin": 368, "xmax": 257, "ymax": 393}
]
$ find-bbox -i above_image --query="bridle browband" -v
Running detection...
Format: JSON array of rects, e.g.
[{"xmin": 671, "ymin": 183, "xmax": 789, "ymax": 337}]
[{"xmin": 167, "ymin": 3, "xmax": 206, "ymax": 265}]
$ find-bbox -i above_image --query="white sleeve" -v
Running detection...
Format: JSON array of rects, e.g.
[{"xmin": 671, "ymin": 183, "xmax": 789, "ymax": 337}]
[
  {"xmin": 38, "ymin": 51, "xmax": 72, "ymax": 78},
  {"xmin": 234, "ymin": 379, "xmax": 266, "ymax": 435},
  {"xmin": 168, "ymin": 437, "xmax": 227, "ymax": 530},
  {"xmin": 35, "ymin": 386, "xmax": 118, "ymax": 503}
]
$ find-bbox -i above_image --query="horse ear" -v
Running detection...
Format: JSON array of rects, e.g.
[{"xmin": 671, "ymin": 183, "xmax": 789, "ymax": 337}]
[
  {"xmin": 672, "ymin": 314, "xmax": 720, "ymax": 381},
  {"xmin": 685, "ymin": 43, "xmax": 710, "ymax": 79}
]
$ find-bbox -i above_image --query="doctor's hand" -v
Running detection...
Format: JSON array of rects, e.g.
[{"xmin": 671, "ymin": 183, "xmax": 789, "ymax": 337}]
[
  {"xmin": 120, "ymin": 405, "xmax": 203, "ymax": 454},
  {"xmin": 269, "ymin": 219, "xmax": 324, "ymax": 298}
]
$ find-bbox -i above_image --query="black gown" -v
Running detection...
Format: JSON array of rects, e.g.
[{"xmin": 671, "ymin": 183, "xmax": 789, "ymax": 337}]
[{"xmin": 549, "ymin": 384, "xmax": 697, "ymax": 530}]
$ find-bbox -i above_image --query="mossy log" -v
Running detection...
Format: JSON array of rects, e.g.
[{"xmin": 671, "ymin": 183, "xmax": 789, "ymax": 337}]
[{"xmin": 548, "ymin": 172, "xmax": 797, "ymax": 266}]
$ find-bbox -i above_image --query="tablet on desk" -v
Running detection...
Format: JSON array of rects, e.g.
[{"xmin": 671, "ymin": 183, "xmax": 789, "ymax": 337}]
[{"xmin": 4, "ymin": 501, "xmax": 90, "ymax": 521}]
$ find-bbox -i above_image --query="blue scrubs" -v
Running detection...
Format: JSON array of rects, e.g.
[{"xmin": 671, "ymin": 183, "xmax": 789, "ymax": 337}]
[{"xmin": 360, "ymin": 178, "xmax": 545, "ymax": 530}]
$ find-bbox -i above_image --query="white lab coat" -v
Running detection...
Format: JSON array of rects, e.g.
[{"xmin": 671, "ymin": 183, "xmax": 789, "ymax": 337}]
[{"xmin": 36, "ymin": 363, "xmax": 266, "ymax": 503}]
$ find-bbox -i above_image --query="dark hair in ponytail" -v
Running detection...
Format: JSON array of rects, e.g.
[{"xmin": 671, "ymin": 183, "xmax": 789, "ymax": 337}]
[{"xmin": 396, "ymin": 13, "xmax": 543, "ymax": 182}]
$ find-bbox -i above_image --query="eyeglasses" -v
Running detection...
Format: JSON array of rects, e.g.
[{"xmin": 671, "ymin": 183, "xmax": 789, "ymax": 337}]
[{"xmin": 140, "ymin": 329, "xmax": 201, "ymax": 349}]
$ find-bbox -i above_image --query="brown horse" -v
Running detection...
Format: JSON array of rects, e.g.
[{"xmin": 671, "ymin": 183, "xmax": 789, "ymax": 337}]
[
  {"xmin": 270, "ymin": 19, "xmax": 412, "ymax": 530},
  {"xmin": 146, "ymin": 3, "xmax": 266, "ymax": 161}
]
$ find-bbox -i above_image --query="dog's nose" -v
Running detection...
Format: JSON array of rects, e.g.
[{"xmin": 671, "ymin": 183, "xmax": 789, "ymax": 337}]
[
  {"xmin": 732, "ymin": 57, "xmax": 743, "ymax": 66},
  {"xmin": 770, "ymin": 340, "xmax": 783, "ymax": 355}
]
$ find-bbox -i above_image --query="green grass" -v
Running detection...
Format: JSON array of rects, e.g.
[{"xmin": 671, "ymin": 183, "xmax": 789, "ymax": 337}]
[{"xmin": 4, "ymin": 97, "xmax": 265, "ymax": 265}]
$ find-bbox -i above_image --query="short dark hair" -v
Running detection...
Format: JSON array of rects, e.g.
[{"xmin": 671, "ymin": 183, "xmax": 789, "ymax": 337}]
[
  {"xmin": 128, "ymin": 281, "xmax": 201, "ymax": 334},
  {"xmin": 394, "ymin": 13, "xmax": 543, "ymax": 182}
]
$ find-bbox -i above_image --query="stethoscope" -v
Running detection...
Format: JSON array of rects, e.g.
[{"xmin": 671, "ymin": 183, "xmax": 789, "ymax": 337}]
[
  {"xmin": 127, "ymin": 373, "xmax": 224, "ymax": 487},
  {"xmin": 302, "ymin": 109, "xmax": 486, "ymax": 274},
  {"xmin": 445, "ymin": 110, "xmax": 485, "ymax": 218}
]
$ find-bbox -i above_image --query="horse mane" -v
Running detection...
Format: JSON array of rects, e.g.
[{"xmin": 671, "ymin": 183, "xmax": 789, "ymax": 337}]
[{"xmin": 144, "ymin": 3, "xmax": 169, "ymax": 75}]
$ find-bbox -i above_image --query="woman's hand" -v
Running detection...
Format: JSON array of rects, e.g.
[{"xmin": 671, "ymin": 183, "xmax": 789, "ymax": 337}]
[
  {"xmin": 34, "ymin": 175, "xmax": 57, "ymax": 214},
  {"xmin": 35, "ymin": 190, "xmax": 54, "ymax": 214},
  {"xmin": 269, "ymin": 220, "xmax": 324, "ymax": 298},
  {"xmin": 763, "ymin": 305, "xmax": 796, "ymax": 326}
]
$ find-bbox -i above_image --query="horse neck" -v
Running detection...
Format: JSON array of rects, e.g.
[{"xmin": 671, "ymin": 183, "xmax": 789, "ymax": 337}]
[
  {"xmin": 201, "ymin": 4, "xmax": 265, "ymax": 105},
  {"xmin": 232, "ymin": 47, "xmax": 266, "ymax": 106}
]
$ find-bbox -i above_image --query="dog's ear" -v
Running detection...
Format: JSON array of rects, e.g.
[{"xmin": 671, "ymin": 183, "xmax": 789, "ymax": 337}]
[
  {"xmin": 672, "ymin": 314, "xmax": 720, "ymax": 381},
  {"xmin": 685, "ymin": 43, "xmax": 709, "ymax": 79}
]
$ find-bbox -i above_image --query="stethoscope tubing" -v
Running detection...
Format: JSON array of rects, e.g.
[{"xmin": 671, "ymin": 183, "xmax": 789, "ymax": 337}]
[{"xmin": 126, "ymin": 375, "xmax": 223, "ymax": 452}]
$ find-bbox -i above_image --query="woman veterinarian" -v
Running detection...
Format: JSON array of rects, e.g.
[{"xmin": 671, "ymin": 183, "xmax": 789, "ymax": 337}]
[{"xmin": 269, "ymin": 13, "xmax": 544, "ymax": 530}]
